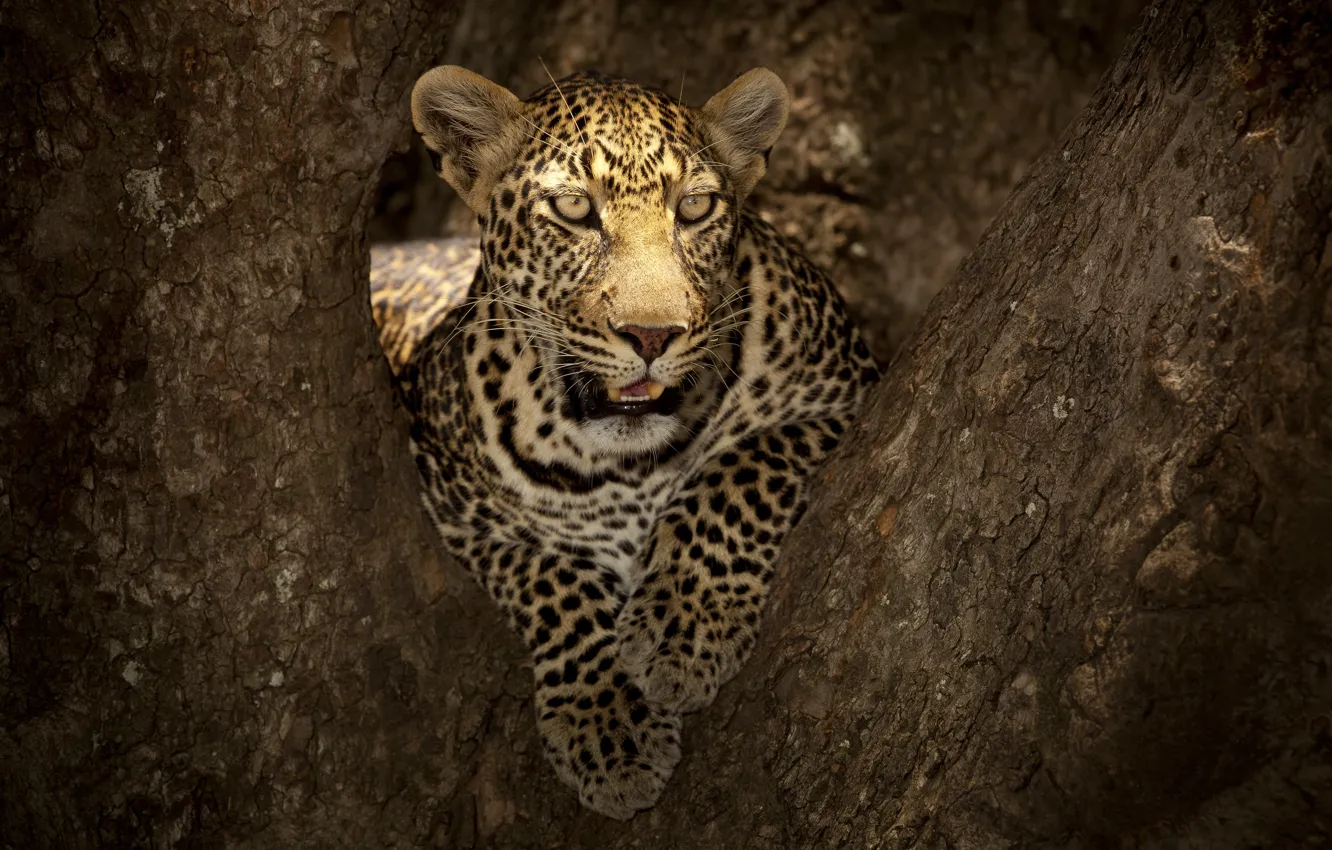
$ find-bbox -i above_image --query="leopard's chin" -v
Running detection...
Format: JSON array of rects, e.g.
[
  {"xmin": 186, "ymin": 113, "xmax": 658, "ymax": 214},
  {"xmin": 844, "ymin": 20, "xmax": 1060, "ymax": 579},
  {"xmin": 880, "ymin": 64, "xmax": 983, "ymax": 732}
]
[{"xmin": 579, "ymin": 412, "xmax": 684, "ymax": 455}]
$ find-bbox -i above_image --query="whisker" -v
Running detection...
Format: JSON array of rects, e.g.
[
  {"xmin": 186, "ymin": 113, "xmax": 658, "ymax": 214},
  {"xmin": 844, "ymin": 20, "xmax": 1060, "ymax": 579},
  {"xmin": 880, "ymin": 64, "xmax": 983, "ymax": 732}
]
[
  {"xmin": 519, "ymin": 116, "xmax": 577, "ymax": 160},
  {"xmin": 685, "ymin": 139, "xmax": 723, "ymax": 167},
  {"xmin": 703, "ymin": 345, "xmax": 756, "ymax": 393},
  {"xmin": 540, "ymin": 57, "xmax": 588, "ymax": 145},
  {"xmin": 709, "ymin": 288, "xmax": 753, "ymax": 318}
]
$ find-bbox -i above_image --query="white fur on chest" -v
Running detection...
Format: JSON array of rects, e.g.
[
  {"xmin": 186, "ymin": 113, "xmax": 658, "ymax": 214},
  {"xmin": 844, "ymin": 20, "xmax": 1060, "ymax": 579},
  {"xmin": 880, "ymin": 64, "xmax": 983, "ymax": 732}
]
[{"xmin": 506, "ymin": 460, "xmax": 685, "ymax": 592}]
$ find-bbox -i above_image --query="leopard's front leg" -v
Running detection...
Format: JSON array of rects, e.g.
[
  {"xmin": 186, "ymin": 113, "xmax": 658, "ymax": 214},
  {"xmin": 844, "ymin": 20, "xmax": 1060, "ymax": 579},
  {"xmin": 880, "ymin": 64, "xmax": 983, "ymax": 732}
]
[
  {"xmin": 618, "ymin": 417, "xmax": 848, "ymax": 713},
  {"xmin": 463, "ymin": 538, "xmax": 682, "ymax": 820}
]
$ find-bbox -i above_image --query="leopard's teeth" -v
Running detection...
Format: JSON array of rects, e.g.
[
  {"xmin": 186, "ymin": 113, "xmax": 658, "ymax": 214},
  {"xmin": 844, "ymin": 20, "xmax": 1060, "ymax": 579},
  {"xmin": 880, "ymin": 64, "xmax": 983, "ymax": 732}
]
[{"xmin": 607, "ymin": 381, "xmax": 666, "ymax": 404}]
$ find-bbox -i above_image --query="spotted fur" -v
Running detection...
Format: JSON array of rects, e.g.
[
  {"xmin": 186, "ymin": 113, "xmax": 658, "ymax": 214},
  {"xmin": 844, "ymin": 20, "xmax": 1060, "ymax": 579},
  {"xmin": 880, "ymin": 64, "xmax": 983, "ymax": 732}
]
[
  {"xmin": 371, "ymin": 67, "xmax": 879, "ymax": 819},
  {"xmin": 371, "ymin": 237, "xmax": 476, "ymax": 374}
]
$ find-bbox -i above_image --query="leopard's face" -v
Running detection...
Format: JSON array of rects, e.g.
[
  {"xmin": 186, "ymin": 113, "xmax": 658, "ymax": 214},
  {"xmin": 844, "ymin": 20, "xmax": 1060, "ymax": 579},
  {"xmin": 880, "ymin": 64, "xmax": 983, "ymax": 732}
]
[
  {"xmin": 414, "ymin": 68, "xmax": 788, "ymax": 457},
  {"xmin": 479, "ymin": 76, "xmax": 742, "ymax": 454}
]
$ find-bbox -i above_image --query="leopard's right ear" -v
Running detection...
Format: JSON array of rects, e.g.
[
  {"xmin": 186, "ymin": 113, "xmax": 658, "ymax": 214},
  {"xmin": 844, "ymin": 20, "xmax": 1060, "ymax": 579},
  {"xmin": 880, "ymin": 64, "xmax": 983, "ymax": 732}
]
[{"xmin": 411, "ymin": 66, "xmax": 525, "ymax": 214}]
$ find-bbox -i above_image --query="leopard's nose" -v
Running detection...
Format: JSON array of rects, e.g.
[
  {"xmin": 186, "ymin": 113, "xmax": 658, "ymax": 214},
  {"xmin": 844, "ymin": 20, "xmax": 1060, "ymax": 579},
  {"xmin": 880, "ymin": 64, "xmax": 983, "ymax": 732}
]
[{"xmin": 612, "ymin": 322, "xmax": 686, "ymax": 365}]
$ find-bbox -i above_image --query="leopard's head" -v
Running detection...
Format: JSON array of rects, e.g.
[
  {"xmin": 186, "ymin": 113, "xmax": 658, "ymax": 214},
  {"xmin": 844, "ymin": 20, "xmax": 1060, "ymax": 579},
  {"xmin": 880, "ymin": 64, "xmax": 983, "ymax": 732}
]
[{"xmin": 412, "ymin": 66, "xmax": 788, "ymax": 455}]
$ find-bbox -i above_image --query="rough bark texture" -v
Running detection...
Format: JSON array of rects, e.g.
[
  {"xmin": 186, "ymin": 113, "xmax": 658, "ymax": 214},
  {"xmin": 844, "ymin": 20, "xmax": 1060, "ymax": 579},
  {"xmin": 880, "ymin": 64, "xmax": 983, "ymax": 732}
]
[
  {"xmin": 370, "ymin": 0, "xmax": 1148, "ymax": 358},
  {"xmin": 1, "ymin": 2, "xmax": 473, "ymax": 846},
  {"xmin": 5, "ymin": 0, "xmax": 1331, "ymax": 848}
]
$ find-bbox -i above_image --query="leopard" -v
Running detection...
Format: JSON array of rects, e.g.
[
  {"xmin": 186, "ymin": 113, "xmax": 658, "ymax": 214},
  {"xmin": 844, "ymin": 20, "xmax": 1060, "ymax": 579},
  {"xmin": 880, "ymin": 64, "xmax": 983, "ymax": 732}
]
[{"xmin": 370, "ymin": 65, "xmax": 879, "ymax": 820}]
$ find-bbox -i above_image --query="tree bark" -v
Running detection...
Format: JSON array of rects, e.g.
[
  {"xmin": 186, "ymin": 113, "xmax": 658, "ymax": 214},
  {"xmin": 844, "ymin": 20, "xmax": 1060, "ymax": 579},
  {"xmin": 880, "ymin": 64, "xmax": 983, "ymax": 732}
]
[
  {"xmin": 4, "ymin": 0, "xmax": 1330, "ymax": 848},
  {"xmin": 1, "ymin": 2, "xmax": 475, "ymax": 847}
]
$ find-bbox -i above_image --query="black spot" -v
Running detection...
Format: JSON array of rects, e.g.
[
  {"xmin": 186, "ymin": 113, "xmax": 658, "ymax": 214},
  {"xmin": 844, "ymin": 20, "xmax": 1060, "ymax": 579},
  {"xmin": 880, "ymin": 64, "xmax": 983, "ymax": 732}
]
[{"xmin": 733, "ymin": 557, "xmax": 761, "ymax": 575}]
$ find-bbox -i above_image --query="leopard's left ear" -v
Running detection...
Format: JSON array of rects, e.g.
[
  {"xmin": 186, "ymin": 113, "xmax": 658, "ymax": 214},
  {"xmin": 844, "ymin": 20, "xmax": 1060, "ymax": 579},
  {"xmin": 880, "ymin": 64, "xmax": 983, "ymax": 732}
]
[{"xmin": 700, "ymin": 68, "xmax": 789, "ymax": 197}]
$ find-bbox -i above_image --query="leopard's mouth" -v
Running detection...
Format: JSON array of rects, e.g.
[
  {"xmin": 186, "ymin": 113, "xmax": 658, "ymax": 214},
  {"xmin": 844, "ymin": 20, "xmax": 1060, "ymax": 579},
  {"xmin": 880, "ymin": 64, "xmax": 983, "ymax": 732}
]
[{"xmin": 563, "ymin": 370, "xmax": 684, "ymax": 420}]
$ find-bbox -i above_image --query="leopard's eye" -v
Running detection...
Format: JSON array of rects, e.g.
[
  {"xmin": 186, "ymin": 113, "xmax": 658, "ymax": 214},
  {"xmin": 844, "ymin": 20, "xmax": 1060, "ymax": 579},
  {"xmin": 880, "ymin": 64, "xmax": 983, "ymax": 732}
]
[
  {"xmin": 677, "ymin": 193, "xmax": 715, "ymax": 224},
  {"xmin": 551, "ymin": 194, "xmax": 593, "ymax": 223}
]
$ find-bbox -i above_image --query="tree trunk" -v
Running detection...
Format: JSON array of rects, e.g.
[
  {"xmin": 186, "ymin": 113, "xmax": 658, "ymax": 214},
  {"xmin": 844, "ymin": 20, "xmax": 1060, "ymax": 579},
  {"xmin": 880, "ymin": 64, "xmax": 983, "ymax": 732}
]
[
  {"xmin": 4, "ymin": 0, "xmax": 1330, "ymax": 849},
  {"xmin": 1, "ymin": 2, "xmax": 475, "ymax": 847}
]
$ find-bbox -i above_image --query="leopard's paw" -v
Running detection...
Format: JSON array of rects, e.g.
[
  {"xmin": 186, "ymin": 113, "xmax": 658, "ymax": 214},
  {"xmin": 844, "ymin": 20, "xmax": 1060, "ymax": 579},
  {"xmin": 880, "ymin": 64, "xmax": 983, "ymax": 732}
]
[
  {"xmin": 537, "ymin": 678, "xmax": 683, "ymax": 820},
  {"xmin": 617, "ymin": 587, "xmax": 752, "ymax": 714}
]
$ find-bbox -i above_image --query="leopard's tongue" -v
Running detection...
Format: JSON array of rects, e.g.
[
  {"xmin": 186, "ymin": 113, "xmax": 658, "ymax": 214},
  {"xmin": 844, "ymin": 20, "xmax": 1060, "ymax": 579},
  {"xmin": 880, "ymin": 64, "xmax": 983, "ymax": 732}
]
[{"xmin": 607, "ymin": 380, "xmax": 666, "ymax": 403}]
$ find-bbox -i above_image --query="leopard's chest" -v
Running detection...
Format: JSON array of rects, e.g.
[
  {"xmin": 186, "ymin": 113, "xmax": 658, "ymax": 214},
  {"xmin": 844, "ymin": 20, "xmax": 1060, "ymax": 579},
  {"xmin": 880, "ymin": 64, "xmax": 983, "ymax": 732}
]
[{"xmin": 504, "ymin": 466, "xmax": 685, "ymax": 591}]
